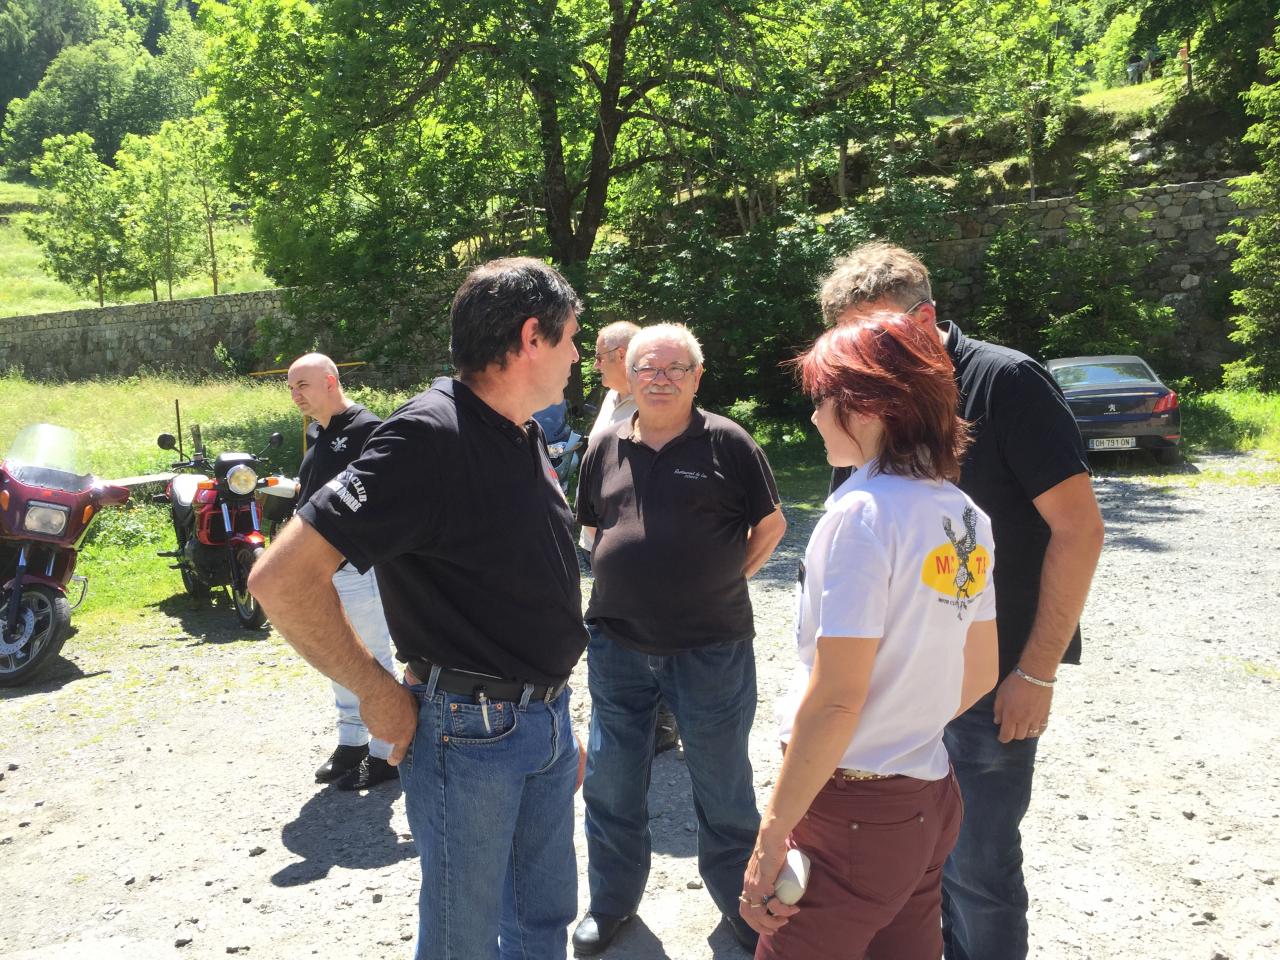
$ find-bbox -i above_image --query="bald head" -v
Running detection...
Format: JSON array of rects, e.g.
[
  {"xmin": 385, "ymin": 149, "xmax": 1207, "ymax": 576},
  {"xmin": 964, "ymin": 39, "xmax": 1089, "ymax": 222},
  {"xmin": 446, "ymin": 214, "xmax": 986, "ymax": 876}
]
[{"xmin": 287, "ymin": 353, "xmax": 347, "ymax": 425}]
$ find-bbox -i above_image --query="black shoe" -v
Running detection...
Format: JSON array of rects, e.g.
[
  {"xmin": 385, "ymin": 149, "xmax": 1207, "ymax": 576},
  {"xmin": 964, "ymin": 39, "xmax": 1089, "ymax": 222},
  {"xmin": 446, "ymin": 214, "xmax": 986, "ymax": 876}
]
[
  {"xmin": 571, "ymin": 912, "xmax": 632, "ymax": 955},
  {"xmin": 315, "ymin": 744, "xmax": 367, "ymax": 783},
  {"xmin": 335, "ymin": 756, "xmax": 400, "ymax": 791},
  {"xmin": 654, "ymin": 704, "xmax": 680, "ymax": 755},
  {"xmin": 724, "ymin": 913, "xmax": 759, "ymax": 953}
]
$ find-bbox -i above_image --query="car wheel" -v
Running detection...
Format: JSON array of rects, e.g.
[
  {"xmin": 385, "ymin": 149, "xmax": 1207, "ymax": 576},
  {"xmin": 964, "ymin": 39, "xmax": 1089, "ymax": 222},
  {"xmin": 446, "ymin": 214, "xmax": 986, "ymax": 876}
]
[{"xmin": 1155, "ymin": 447, "xmax": 1181, "ymax": 466}]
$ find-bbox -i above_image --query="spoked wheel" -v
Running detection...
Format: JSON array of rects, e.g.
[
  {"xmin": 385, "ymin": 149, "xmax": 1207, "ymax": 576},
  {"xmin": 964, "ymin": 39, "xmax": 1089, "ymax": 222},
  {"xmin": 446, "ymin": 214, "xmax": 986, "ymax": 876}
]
[
  {"xmin": 230, "ymin": 546, "xmax": 267, "ymax": 630},
  {"xmin": 0, "ymin": 584, "xmax": 72, "ymax": 687}
]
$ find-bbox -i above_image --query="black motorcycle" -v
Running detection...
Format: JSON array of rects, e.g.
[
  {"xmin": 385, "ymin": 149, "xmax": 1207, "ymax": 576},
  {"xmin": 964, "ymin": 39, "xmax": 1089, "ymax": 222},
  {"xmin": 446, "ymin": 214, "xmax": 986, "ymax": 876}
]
[{"xmin": 154, "ymin": 426, "xmax": 296, "ymax": 629}]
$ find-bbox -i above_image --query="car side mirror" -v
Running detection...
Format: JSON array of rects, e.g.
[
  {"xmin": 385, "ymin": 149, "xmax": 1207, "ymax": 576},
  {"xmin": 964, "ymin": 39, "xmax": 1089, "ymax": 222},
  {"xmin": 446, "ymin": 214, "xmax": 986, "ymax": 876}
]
[
  {"xmin": 269, "ymin": 432, "xmax": 283, "ymax": 448},
  {"xmin": 157, "ymin": 433, "xmax": 177, "ymax": 451}
]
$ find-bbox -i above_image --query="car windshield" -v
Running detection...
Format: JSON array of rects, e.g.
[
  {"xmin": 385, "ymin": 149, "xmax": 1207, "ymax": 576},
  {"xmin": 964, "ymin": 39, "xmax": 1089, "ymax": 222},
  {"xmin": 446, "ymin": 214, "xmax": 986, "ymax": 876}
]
[
  {"xmin": 3, "ymin": 424, "xmax": 93, "ymax": 492},
  {"xmin": 1053, "ymin": 361, "xmax": 1154, "ymax": 388}
]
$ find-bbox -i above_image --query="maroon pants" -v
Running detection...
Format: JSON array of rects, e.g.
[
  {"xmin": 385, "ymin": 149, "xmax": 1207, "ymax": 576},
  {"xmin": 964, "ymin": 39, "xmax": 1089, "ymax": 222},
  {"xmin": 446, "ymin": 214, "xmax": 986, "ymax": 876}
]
[{"xmin": 756, "ymin": 771, "xmax": 963, "ymax": 960}]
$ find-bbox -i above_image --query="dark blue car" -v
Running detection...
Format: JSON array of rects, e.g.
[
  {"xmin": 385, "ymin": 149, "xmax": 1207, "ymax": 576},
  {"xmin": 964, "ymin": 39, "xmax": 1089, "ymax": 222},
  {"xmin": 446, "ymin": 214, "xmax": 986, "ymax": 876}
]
[{"xmin": 1047, "ymin": 355, "xmax": 1182, "ymax": 465}]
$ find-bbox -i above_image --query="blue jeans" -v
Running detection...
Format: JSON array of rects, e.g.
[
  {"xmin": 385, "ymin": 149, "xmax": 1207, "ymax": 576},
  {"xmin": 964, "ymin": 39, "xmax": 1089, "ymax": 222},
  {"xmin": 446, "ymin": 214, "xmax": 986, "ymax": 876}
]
[
  {"xmin": 941, "ymin": 691, "xmax": 1040, "ymax": 960},
  {"xmin": 332, "ymin": 566, "xmax": 397, "ymax": 759},
  {"xmin": 582, "ymin": 623, "xmax": 759, "ymax": 919},
  {"xmin": 401, "ymin": 669, "xmax": 579, "ymax": 960}
]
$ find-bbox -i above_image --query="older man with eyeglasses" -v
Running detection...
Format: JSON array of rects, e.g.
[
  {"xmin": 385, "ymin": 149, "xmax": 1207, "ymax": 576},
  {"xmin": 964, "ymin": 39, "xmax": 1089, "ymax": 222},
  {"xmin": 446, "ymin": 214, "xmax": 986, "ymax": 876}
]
[{"xmin": 571, "ymin": 322, "xmax": 787, "ymax": 955}]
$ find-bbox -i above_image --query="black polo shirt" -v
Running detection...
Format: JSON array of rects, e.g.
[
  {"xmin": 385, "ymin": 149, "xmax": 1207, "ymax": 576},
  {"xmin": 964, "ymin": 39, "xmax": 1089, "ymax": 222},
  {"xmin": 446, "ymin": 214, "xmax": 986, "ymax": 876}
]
[
  {"xmin": 297, "ymin": 378, "xmax": 587, "ymax": 685},
  {"xmin": 832, "ymin": 322, "xmax": 1089, "ymax": 678},
  {"xmin": 577, "ymin": 408, "xmax": 780, "ymax": 654},
  {"xmin": 297, "ymin": 403, "xmax": 382, "ymax": 504}
]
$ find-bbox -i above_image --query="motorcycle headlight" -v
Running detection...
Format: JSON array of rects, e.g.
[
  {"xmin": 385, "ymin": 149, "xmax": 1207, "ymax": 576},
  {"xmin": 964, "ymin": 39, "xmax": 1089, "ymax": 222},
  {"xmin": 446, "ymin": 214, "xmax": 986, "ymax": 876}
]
[
  {"xmin": 24, "ymin": 502, "xmax": 69, "ymax": 536},
  {"xmin": 226, "ymin": 464, "xmax": 259, "ymax": 496}
]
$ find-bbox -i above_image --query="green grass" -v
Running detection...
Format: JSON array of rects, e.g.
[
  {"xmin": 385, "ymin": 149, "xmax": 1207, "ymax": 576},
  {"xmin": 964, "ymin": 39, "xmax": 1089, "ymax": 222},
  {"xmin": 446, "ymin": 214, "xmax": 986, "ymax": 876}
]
[
  {"xmin": 0, "ymin": 177, "xmax": 38, "ymax": 205},
  {"xmin": 0, "ymin": 370, "xmax": 422, "ymax": 481},
  {"xmin": 1076, "ymin": 79, "xmax": 1166, "ymax": 116},
  {"xmin": 0, "ymin": 211, "xmax": 274, "ymax": 318},
  {"xmin": 1182, "ymin": 389, "xmax": 1280, "ymax": 458},
  {"xmin": 0, "ymin": 372, "xmax": 422, "ymax": 621}
]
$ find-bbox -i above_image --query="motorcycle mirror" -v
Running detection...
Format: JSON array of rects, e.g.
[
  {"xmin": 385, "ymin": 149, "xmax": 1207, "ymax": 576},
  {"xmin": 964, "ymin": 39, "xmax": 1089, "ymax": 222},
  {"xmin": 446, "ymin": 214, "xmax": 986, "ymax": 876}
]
[
  {"xmin": 157, "ymin": 433, "xmax": 177, "ymax": 451},
  {"xmin": 269, "ymin": 432, "xmax": 283, "ymax": 448}
]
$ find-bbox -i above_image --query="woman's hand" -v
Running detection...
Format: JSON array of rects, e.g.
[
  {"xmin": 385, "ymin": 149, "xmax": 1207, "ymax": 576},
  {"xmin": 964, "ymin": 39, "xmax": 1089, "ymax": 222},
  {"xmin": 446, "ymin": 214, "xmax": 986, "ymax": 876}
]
[{"xmin": 739, "ymin": 829, "xmax": 800, "ymax": 936}]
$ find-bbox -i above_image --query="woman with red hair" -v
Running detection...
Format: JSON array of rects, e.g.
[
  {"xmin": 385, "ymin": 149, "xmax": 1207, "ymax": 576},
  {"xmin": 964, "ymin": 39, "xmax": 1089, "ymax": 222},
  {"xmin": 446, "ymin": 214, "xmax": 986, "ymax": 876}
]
[{"xmin": 740, "ymin": 312, "xmax": 1000, "ymax": 959}]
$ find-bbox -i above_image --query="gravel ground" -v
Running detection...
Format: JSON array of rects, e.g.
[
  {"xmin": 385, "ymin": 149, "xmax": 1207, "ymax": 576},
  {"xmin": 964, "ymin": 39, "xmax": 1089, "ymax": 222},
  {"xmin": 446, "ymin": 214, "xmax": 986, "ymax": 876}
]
[{"xmin": 2, "ymin": 466, "xmax": 1278, "ymax": 959}]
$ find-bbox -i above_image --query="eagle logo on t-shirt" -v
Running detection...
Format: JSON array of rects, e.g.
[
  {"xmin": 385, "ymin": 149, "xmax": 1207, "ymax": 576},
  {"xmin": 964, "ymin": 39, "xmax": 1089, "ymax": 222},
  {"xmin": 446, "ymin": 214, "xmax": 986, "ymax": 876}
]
[
  {"xmin": 921, "ymin": 507, "xmax": 990, "ymax": 617},
  {"xmin": 943, "ymin": 507, "xmax": 979, "ymax": 601}
]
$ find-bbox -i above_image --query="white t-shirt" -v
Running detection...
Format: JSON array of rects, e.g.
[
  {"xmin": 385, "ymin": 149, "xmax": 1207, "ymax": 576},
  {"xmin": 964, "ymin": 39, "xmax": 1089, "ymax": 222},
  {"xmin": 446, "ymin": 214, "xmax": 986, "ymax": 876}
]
[
  {"xmin": 580, "ymin": 389, "xmax": 638, "ymax": 550},
  {"xmin": 776, "ymin": 462, "xmax": 997, "ymax": 781}
]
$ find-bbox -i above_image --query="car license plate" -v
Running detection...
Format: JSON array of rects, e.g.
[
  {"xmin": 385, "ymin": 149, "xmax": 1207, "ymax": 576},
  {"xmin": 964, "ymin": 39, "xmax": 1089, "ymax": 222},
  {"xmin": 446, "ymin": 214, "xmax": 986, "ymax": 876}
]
[{"xmin": 1089, "ymin": 437, "xmax": 1137, "ymax": 450}]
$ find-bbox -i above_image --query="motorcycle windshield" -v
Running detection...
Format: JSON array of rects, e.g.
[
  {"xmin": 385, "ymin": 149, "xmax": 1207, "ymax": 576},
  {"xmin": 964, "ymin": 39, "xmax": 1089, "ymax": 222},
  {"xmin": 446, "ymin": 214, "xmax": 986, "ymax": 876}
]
[{"xmin": 3, "ymin": 424, "xmax": 94, "ymax": 492}]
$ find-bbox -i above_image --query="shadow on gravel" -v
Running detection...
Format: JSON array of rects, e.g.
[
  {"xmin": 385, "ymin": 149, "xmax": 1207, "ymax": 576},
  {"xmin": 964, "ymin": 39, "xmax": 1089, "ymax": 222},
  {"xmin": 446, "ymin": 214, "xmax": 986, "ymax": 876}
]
[
  {"xmin": 272, "ymin": 781, "xmax": 416, "ymax": 886},
  {"xmin": 603, "ymin": 918, "xmax": 675, "ymax": 959},
  {"xmin": 0, "ymin": 655, "xmax": 107, "ymax": 700},
  {"xmin": 149, "ymin": 593, "xmax": 268, "ymax": 645},
  {"xmin": 1094, "ymin": 477, "xmax": 1202, "ymax": 553}
]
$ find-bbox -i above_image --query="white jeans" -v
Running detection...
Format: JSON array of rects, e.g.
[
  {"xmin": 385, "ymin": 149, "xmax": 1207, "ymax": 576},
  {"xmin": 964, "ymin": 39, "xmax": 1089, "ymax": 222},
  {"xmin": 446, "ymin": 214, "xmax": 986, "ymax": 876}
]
[{"xmin": 332, "ymin": 565, "xmax": 397, "ymax": 760}]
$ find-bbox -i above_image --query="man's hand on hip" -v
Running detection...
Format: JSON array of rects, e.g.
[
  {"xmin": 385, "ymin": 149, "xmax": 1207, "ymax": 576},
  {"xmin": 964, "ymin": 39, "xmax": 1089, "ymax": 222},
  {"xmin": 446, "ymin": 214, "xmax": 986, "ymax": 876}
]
[{"xmin": 993, "ymin": 672, "xmax": 1053, "ymax": 743}]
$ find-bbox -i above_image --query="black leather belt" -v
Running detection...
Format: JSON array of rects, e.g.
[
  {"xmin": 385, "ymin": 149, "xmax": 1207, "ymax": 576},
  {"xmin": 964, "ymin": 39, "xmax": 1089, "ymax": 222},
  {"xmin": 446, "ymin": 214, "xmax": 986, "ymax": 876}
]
[{"xmin": 407, "ymin": 658, "xmax": 568, "ymax": 704}]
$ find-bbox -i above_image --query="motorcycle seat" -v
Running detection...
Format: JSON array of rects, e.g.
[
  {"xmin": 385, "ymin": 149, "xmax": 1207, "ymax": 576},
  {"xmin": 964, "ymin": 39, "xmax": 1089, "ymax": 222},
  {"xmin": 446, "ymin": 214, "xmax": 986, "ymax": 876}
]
[{"xmin": 172, "ymin": 474, "xmax": 209, "ymax": 508}]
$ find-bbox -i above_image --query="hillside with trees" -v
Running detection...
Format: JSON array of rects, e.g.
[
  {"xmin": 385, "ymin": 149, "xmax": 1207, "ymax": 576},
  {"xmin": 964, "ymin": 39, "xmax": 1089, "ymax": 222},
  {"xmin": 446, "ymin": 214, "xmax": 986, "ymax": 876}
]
[{"xmin": 2, "ymin": 0, "xmax": 1278, "ymax": 397}]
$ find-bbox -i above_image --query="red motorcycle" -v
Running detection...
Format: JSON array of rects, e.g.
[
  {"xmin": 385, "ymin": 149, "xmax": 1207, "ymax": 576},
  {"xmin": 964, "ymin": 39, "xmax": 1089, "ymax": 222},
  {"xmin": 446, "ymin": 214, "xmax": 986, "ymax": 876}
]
[
  {"xmin": 1, "ymin": 424, "xmax": 130, "ymax": 686},
  {"xmin": 155, "ymin": 426, "xmax": 295, "ymax": 629}
]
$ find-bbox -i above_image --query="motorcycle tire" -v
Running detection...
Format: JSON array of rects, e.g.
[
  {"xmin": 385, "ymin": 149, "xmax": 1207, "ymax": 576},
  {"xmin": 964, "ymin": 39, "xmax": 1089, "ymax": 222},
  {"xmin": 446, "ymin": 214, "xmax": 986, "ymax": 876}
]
[
  {"xmin": 0, "ymin": 584, "xmax": 73, "ymax": 687},
  {"xmin": 231, "ymin": 545, "xmax": 268, "ymax": 630},
  {"xmin": 180, "ymin": 563, "xmax": 210, "ymax": 600},
  {"xmin": 171, "ymin": 518, "xmax": 210, "ymax": 600}
]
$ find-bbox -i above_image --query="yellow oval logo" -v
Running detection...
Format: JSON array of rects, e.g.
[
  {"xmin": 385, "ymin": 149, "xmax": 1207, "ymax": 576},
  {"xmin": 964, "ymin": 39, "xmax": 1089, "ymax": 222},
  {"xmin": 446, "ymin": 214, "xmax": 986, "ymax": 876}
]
[{"xmin": 921, "ymin": 543, "xmax": 991, "ymax": 598}]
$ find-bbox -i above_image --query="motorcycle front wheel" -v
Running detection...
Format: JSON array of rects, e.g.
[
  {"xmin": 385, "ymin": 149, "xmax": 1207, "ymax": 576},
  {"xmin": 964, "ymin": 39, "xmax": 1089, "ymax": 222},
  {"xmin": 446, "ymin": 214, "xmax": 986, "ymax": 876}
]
[
  {"xmin": 0, "ymin": 584, "xmax": 73, "ymax": 686},
  {"xmin": 231, "ymin": 546, "xmax": 267, "ymax": 630}
]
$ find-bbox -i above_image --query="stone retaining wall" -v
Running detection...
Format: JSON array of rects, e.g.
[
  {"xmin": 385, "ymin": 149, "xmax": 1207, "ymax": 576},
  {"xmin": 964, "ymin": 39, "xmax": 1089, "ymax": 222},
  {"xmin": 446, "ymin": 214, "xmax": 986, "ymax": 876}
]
[
  {"xmin": 0, "ymin": 289, "xmax": 285, "ymax": 380},
  {"xmin": 0, "ymin": 179, "xmax": 1258, "ymax": 381},
  {"xmin": 925, "ymin": 178, "xmax": 1251, "ymax": 371}
]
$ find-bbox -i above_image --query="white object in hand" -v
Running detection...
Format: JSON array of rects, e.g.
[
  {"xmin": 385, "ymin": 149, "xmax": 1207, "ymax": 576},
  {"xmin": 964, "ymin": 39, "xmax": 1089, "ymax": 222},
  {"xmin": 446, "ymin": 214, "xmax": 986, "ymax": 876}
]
[{"xmin": 773, "ymin": 848, "xmax": 811, "ymax": 905}]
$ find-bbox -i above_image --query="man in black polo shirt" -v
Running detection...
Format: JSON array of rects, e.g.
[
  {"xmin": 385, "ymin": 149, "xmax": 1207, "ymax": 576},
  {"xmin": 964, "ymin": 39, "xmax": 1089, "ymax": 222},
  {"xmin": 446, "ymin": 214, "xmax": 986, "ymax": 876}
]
[
  {"xmin": 250, "ymin": 258, "xmax": 589, "ymax": 960},
  {"xmin": 571, "ymin": 323, "xmax": 787, "ymax": 955},
  {"xmin": 287, "ymin": 352, "xmax": 398, "ymax": 791},
  {"xmin": 820, "ymin": 243, "xmax": 1105, "ymax": 960}
]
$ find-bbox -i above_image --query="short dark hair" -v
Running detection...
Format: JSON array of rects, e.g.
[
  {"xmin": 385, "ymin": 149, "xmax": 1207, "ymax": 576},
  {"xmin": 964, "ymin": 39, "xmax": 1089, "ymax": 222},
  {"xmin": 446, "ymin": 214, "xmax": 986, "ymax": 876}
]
[
  {"xmin": 792, "ymin": 311, "xmax": 968, "ymax": 482},
  {"xmin": 450, "ymin": 258, "xmax": 583, "ymax": 375}
]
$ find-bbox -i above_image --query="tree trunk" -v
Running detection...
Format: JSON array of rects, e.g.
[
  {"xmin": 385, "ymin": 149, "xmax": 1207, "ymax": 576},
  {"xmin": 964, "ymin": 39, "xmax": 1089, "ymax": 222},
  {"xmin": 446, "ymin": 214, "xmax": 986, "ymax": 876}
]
[
  {"xmin": 837, "ymin": 140, "xmax": 848, "ymax": 204},
  {"xmin": 95, "ymin": 271, "xmax": 104, "ymax": 307},
  {"xmin": 1025, "ymin": 110, "xmax": 1038, "ymax": 203},
  {"xmin": 203, "ymin": 183, "xmax": 219, "ymax": 295}
]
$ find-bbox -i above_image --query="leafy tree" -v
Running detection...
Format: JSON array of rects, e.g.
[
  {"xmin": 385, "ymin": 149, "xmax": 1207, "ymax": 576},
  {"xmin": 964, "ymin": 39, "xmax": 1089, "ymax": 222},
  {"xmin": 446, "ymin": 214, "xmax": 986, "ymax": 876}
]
[
  {"xmin": 1, "ymin": 9, "xmax": 205, "ymax": 171},
  {"xmin": 973, "ymin": 151, "xmax": 1177, "ymax": 364},
  {"xmin": 24, "ymin": 132, "xmax": 126, "ymax": 305},
  {"xmin": 0, "ymin": 0, "xmax": 128, "ymax": 131},
  {"xmin": 207, "ymin": 0, "xmax": 1012, "ymax": 382},
  {"xmin": 962, "ymin": 0, "xmax": 1081, "ymax": 201},
  {"xmin": 116, "ymin": 129, "xmax": 203, "ymax": 299},
  {"xmin": 160, "ymin": 115, "xmax": 239, "ymax": 294},
  {"xmin": 1132, "ymin": 0, "xmax": 1280, "ymax": 101},
  {"xmin": 1224, "ymin": 30, "xmax": 1280, "ymax": 389}
]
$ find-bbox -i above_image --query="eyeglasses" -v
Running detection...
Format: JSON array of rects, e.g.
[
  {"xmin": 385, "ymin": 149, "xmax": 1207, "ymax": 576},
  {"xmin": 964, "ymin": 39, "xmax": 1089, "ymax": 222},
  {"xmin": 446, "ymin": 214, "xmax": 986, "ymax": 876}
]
[
  {"xmin": 632, "ymin": 363, "xmax": 694, "ymax": 383},
  {"xmin": 905, "ymin": 298, "xmax": 934, "ymax": 315},
  {"xmin": 591, "ymin": 345, "xmax": 624, "ymax": 364}
]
